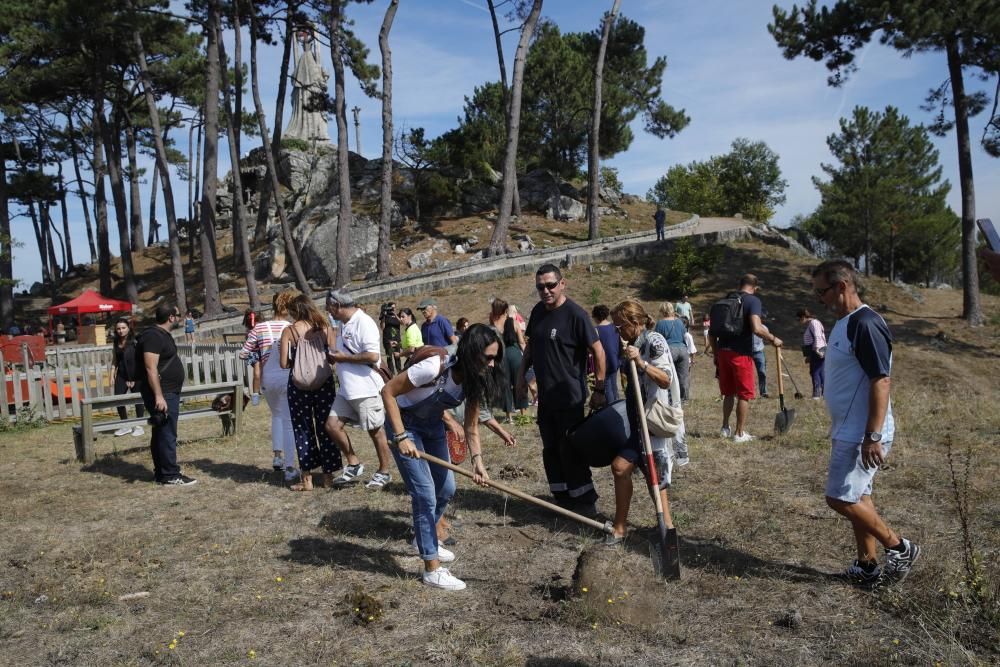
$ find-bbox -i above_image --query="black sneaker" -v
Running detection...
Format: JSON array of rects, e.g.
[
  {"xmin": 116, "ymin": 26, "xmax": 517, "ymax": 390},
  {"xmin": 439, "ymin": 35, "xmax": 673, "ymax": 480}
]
[
  {"xmin": 840, "ymin": 559, "xmax": 881, "ymax": 586},
  {"xmin": 875, "ymin": 538, "xmax": 921, "ymax": 588},
  {"xmin": 160, "ymin": 475, "xmax": 197, "ymax": 487}
]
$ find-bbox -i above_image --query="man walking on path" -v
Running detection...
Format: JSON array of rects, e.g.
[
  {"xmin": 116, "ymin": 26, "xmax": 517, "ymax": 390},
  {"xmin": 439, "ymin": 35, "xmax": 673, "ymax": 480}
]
[
  {"xmin": 518, "ymin": 264, "xmax": 607, "ymax": 516},
  {"xmin": 812, "ymin": 259, "xmax": 919, "ymax": 587},
  {"xmin": 324, "ymin": 290, "xmax": 394, "ymax": 489},
  {"xmin": 136, "ymin": 302, "xmax": 196, "ymax": 486},
  {"xmin": 709, "ymin": 274, "xmax": 782, "ymax": 442},
  {"xmin": 418, "ymin": 298, "xmax": 459, "ymax": 348},
  {"xmin": 674, "ymin": 294, "xmax": 693, "ymax": 323},
  {"xmin": 653, "ymin": 206, "xmax": 666, "ymax": 241}
]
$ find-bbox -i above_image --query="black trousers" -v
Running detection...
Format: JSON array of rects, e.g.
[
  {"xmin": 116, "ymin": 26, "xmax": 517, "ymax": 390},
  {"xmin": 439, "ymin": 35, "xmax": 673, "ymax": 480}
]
[
  {"xmin": 114, "ymin": 373, "xmax": 145, "ymax": 420},
  {"xmin": 141, "ymin": 390, "xmax": 181, "ymax": 482},
  {"xmin": 537, "ymin": 404, "xmax": 597, "ymax": 505}
]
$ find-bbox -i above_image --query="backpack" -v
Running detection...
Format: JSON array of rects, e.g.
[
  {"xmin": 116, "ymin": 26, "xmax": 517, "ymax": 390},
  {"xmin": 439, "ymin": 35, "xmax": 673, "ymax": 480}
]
[
  {"xmin": 709, "ymin": 292, "xmax": 745, "ymax": 338},
  {"xmin": 289, "ymin": 326, "xmax": 333, "ymax": 391},
  {"xmin": 403, "ymin": 346, "xmax": 451, "ymax": 387}
]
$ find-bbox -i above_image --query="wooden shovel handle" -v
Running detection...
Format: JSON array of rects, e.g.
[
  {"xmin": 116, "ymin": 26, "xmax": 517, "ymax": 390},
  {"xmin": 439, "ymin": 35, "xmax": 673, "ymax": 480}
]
[{"xmin": 774, "ymin": 345, "xmax": 785, "ymax": 397}]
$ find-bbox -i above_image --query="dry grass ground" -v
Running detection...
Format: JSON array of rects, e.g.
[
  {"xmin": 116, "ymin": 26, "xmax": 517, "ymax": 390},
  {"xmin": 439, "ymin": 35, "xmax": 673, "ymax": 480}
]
[{"xmin": 2, "ymin": 239, "xmax": 999, "ymax": 666}]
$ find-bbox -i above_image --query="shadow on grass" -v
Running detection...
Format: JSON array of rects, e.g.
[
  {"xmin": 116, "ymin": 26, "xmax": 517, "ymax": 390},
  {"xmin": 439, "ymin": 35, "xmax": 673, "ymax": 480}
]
[
  {"xmin": 281, "ymin": 536, "xmax": 410, "ymax": 578},
  {"xmin": 525, "ymin": 659, "xmax": 591, "ymax": 667},
  {"xmin": 80, "ymin": 455, "xmax": 153, "ymax": 483},
  {"xmin": 623, "ymin": 529, "xmax": 836, "ymax": 583},
  {"xmin": 188, "ymin": 458, "xmax": 279, "ymax": 484},
  {"xmin": 319, "ymin": 508, "xmax": 414, "ymax": 544}
]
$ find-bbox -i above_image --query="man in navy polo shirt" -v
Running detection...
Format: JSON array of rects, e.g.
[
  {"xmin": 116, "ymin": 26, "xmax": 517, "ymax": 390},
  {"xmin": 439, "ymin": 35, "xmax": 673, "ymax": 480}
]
[
  {"xmin": 418, "ymin": 298, "xmax": 458, "ymax": 348},
  {"xmin": 813, "ymin": 259, "xmax": 919, "ymax": 587}
]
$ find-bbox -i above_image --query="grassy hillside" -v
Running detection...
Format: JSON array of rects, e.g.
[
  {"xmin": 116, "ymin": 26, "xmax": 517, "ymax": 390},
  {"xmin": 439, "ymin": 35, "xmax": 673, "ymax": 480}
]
[{"xmin": 2, "ymin": 237, "xmax": 998, "ymax": 665}]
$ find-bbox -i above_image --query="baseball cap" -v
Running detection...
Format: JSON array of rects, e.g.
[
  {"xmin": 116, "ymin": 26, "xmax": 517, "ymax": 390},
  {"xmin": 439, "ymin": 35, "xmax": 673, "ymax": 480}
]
[
  {"xmin": 417, "ymin": 298, "xmax": 436, "ymax": 309},
  {"xmin": 326, "ymin": 289, "xmax": 356, "ymax": 307}
]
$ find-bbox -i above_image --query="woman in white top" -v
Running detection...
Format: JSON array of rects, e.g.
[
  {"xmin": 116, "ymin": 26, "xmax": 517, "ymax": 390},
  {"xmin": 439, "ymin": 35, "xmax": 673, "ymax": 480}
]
[
  {"xmin": 381, "ymin": 324, "xmax": 503, "ymax": 591},
  {"xmin": 242, "ymin": 290, "xmax": 299, "ymax": 481},
  {"xmin": 607, "ymin": 299, "xmax": 687, "ymax": 545}
]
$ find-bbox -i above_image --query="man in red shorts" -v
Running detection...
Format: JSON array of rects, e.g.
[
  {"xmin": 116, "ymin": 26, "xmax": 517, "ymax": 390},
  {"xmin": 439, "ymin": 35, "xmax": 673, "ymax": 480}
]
[{"xmin": 709, "ymin": 274, "xmax": 782, "ymax": 442}]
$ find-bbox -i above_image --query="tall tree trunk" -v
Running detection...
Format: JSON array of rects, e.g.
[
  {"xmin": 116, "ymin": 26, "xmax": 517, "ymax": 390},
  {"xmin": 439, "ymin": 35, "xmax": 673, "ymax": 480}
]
[
  {"xmin": 67, "ymin": 113, "xmax": 97, "ymax": 264},
  {"xmin": 488, "ymin": 0, "xmax": 543, "ymax": 256},
  {"xmin": 200, "ymin": 0, "xmax": 224, "ymax": 317},
  {"xmin": 217, "ymin": 14, "xmax": 260, "ymax": 311},
  {"xmin": 147, "ymin": 160, "xmax": 159, "ymax": 245},
  {"xmin": 133, "ymin": 20, "xmax": 188, "ymax": 314},
  {"xmin": 190, "ymin": 117, "xmax": 202, "ymax": 267},
  {"xmin": 125, "ymin": 122, "xmax": 146, "ymax": 251},
  {"xmin": 100, "ymin": 108, "xmax": 140, "ymax": 304},
  {"xmin": 330, "ymin": 0, "xmax": 354, "ymax": 286},
  {"xmin": 254, "ymin": 0, "xmax": 297, "ymax": 246},
  {"xmin": 44, "ymin": 203, "xmax": 67, "ymax": 278},
  {"xmin": 230, "ymin": 2, "xmax": 245, "ymax": 269},
  {"xmin": 376, "ymin": 0, "xmax": 399, "ymax": 279},
  {"xmin": 249, "ymin": 7, "xmax": 311, "ymax": 294},
  {"xmin": 487, "ymin": 0, "xmax": 521, "ymax": 218},
  {"xmin": 91, "ymin": 91, "xmax": 113, "ymax": 295},
  {"xmin": 27, "ymin": 200, "xmax": 52, "ymax": 286},
  {"xmin": 0, "ymin": 144, "xmax": 12, "ymax": 331},
  {"xmin": 586, "ymin": 0, "xmax": 621, "ymax": 240},
  {"xmin": 57, "ymin": 161, "xmax": 75, "ymax": 268},
  {"xmin": 947, "ymin": 38, "xmax": 981, "ymax": 325}
]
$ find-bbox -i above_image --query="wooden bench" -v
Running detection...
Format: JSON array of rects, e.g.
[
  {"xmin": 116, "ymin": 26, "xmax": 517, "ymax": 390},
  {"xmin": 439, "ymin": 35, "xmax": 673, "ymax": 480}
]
[{"xmin": 72, "ymin": 380, "xmax": 244, "ymax": 464}]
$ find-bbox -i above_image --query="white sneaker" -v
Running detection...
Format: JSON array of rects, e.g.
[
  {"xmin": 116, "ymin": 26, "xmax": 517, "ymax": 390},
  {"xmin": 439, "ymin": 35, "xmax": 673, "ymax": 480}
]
[
  {"xmin": 114, "ymin": 427, "xmax": 132, "ymax": 437},
  {"xmin": 412, "ymin": 540, "xmax": 455, "ymax": 563},
  {"xmin": 422, "ymin": 567, "xmax": 466, "ymax": 591},
  {"xmin": 131, "ymin": 426, "xmax": 145, "ymax": 437},
  {"xmin": 733, "ymin": 432, "xmax": 754, "ymax": 443},
  {"xmin": 720, "ymin": 427, "xmax": 732, "ymax": 439}
]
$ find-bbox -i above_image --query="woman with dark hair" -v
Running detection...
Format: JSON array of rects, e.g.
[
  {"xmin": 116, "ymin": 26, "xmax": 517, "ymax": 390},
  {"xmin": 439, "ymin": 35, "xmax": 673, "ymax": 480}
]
[
  {"xmin": 110, "ymin": 317, "xmax": 145, "ymax": 436},
  {"xmin": 279, "ymin": 294, "xmax": 340, "ymax": 491},
  {"xmin": 381, "ymin": 323, "xmax": 504, "ymax": 591},
  {"xmin": 606, "ymin": 299, "xmax": 685, "ymax": 545},
  {"xmin": 398, "ymin": 307, "xmax": 423, "ymax": 359},
  {"xmin": 797, "ymin": 308, "xmax": 826, "ymax": 399},
  {"xmin": 501, "ymin": 318, "xmax": 528, "ymax": 421}
]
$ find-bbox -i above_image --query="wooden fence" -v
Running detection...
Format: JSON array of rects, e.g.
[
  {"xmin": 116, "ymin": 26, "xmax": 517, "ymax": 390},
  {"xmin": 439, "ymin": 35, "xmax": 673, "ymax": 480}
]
[{"xmin": 2, "ymin": 343, "xmax": 250, "ymax": 422}]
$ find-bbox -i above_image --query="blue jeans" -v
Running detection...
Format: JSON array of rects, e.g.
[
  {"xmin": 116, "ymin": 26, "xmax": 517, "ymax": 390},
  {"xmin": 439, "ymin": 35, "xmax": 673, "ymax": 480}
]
[
  {"xmin": 751, "ymin": 349, "xmax": 767, "ymax": 396},
  {"xmin": 140, "ymin": 390, "xmax": 180, "ymax": 482},
  {"xmin": 604, "ymin": 370, "xmax": 620, "ymax": 403},
  {"xmin": 390, "ymin": 413, "xmax": 456, "ymax": 561}
]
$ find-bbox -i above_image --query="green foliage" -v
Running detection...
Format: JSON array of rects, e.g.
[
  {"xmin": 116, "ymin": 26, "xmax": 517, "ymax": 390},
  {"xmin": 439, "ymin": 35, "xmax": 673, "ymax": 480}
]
[
  {"xmin": 647, "ymin": 138, "xmax": 786, "ymax": 222},
  {"xmin": 599, "ymin": 166, "xmax": 623, "ymax": 193},
  {"xmin": 808, "ymin": 105, "xmax": 957, "ymax": 284},
  {"xmin": 0, "ymin": 406, "xmax": 45, "ymax": 433},
  {"xmin": 438, "ymin": 15, "xmax": 688, "ymax": 180},
  {"xmin": 281, "ymin": 138, "xmax": 312, "ymax": 152},
  {"xmin": 649, "ymin": 237, "xmax": 723, "ymax": 299}
]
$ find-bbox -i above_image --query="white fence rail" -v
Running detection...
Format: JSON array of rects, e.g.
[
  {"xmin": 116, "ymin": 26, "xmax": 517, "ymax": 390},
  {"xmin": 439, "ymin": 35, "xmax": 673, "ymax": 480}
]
[{"xmin": 3, "ymin": 343, "xmax": 250, "ymax": 422}]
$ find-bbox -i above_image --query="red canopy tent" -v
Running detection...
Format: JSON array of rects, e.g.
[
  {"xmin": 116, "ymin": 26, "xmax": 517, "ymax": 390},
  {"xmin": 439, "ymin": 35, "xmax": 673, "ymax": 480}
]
[{"xmin": 47, "ymin": 290, "xmax": 134, "ymax": 341}]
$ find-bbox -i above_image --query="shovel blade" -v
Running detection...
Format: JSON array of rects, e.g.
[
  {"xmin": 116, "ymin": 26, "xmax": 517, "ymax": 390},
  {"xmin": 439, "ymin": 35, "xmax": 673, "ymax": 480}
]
[
  {"xmin": 774, "ymin": 408, "xmax": 796, "ymax": 434},
  {"xmin": 649, "ymin": 528, "xmax": 681, "ymax": 580}
]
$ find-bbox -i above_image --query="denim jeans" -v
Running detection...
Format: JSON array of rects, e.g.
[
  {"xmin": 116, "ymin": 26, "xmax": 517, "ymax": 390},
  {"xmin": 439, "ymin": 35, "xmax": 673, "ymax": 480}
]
[
  {"xmin": 751, "ymin": 348, "xmax": 767, "ymax": 396},
  {"xmin": 141, "ymin": 390, "xmax": 180, "ymax": 482},
  {"xmin": 390, "ymin": 383, "xmax": 463, "ymax": 561},
  {"xmin": 605, "ymin": 370, "xmax": 620, "ymax": 403}
]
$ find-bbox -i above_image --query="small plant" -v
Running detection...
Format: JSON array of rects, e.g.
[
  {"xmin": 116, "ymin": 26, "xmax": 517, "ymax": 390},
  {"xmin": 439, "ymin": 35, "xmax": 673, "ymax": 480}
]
[
  {"xmin": 588, "ymin": 286, "xmax": 603, "ymax": 305},
  {"xmin": 650, "ymin": 237, "xmax": 723, "ymax": 299},
  {"xmin": 0, "ymin": 406, "xmax": 45, "ymax": 433},
  {"xmin": 344, "ymin": 586, "xmax": 383, "ymax": 626}
]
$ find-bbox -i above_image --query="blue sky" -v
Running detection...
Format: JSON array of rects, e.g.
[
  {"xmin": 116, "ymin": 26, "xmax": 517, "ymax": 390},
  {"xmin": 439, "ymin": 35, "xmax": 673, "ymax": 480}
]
[{"xmin": 10, "ymin": 0, "xmax": 1000, "ymax": 287}]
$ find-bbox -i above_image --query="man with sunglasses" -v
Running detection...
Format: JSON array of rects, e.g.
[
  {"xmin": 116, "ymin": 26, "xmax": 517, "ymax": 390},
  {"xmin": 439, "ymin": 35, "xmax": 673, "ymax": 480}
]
[
  {"xmin": 812, "ymin": 260, "xmax": 919, "ymax": 588},
  {"xmin": 517, "ymin": 264, "xmax": 607, "ymax": 516}
]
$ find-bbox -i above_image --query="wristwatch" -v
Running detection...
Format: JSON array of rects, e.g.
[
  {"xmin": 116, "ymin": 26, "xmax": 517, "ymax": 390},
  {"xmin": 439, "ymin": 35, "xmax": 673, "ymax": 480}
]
[{"xmin": 865, "ymin": 431, "xmax": 882, "ymax": 442}]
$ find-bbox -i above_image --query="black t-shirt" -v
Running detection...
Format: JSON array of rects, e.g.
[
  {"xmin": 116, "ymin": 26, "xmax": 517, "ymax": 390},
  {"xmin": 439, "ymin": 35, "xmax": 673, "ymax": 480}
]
[
  {"xmin": 717, "ymin": 292, "xmax": 763, "ymax": 355},
  {"xmin": 526, "ymin": 298, "xmax": 599, "ymax": 408},
  {"xmin": 135, "ymin": 326, "xmax": 185, "ymax": 394},
  {"xmin": 381, "ymin": 313, "xmax": 401, "ymax": 343},
  {"xmin": 113, "ymin": 340, "xmax": 140, "ymax": 382}
]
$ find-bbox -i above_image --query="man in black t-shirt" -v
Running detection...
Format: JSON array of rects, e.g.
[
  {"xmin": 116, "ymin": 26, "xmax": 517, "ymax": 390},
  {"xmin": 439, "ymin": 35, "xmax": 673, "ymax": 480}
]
[
  {"xmin": 709, "ymin": 274, "xmax": 782, "ymax": 443},
  {"xmin": 379, "ymin": 302, "xmax": 402, "ymax": 376},
  {"xmin": 517, "ymin": 264, "xmax": 607, "ymax": 515},
  {"xmin": 136, "ymin": 301, "xmax": 195, "ymax": 486}
]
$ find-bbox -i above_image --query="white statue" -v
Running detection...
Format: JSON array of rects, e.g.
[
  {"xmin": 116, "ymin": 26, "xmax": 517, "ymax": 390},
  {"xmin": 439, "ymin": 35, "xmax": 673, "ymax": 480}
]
[{"xmin": 284, "ymin": 27, "xmax": 331, "ymax": 144}]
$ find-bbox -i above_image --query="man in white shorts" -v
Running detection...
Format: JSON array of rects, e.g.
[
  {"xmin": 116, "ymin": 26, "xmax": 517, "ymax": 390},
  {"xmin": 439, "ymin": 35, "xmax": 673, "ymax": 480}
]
[
  {"xmin": 324, "ymin": 290, "xmax": 393, "ymax": 489},
  {"xmin": 813, "ymin": 260, "xmax": 919, "ymax": 588}
]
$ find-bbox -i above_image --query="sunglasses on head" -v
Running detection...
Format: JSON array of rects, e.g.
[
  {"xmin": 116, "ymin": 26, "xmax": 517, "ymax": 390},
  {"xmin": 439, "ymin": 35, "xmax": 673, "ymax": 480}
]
[{"xmin": 535, "ymin": 281, "xmax": 560, "ymax": 292}]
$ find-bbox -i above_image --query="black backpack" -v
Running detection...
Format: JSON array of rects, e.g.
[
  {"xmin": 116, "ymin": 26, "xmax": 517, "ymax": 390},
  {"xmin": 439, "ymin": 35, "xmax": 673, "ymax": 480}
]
[{"xmin": 709, "ymin": 292, "xmax": 745, "ymax": 338}]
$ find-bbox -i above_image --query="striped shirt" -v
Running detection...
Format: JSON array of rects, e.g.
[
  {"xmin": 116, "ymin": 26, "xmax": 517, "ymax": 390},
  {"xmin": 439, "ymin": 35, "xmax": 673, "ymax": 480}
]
[
  {"xmin": 803, "ymin": 318, "xmax": 827, "ymax": 349},
  {"xmin": 242, "ymin": 320, "xmax": 290, "ymax": 366}
]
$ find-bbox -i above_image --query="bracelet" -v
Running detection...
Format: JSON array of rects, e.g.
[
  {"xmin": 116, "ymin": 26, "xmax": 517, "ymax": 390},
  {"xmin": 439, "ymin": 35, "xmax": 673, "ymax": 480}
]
[{"xmin": 392, "ymin": 431, "xmax": 414, "ymax": 446}]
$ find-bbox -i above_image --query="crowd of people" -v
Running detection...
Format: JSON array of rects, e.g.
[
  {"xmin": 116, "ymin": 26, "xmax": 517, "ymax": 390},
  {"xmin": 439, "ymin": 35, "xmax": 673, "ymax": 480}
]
[{"xmin": 127, "ymin": 258, "xmax": 917, "ymax": 592}]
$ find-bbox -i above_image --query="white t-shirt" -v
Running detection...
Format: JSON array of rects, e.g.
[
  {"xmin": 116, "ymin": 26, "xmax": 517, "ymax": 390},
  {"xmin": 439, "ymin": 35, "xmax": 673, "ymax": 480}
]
[
  {"xmin": 684, "ymin": 331, "xmax": 697, "ymax": 356},
  {"xmin": 335, "ymin": 309, "xmax": 384, "ymax": 398},
  {"xmin": 396, "ymin": 354, "xmax": 462, "ymax": 409}
]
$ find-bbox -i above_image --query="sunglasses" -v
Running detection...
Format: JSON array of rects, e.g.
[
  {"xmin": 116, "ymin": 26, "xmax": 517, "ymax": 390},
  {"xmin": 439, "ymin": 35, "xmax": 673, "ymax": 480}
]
[
  {"xmin": 535, "ymin": 281, "xmax": 560, "ymax": 292},
  {"xmin": 814, "ymin": 284, "xmax": 836, "ymax": 298},
  {"xmin": 483, "ymin": 353, "xmax": 499, "ymax": 362}
]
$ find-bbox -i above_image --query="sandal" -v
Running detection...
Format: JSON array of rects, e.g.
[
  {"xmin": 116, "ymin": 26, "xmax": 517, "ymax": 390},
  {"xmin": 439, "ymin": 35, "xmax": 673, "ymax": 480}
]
[{"xmin": 290, "ymin": 473, "xmax": 313, "ymax": 492}]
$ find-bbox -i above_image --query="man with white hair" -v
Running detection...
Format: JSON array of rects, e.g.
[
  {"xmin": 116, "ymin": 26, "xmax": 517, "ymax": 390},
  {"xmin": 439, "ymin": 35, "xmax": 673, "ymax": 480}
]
[{"xmin": 324, "ymin": 289, "xmax": 393, "ymax": 489}]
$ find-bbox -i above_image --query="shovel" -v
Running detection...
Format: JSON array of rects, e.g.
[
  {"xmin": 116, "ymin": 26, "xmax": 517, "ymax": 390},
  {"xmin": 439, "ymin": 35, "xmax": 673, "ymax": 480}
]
[
  {"xmin": 773, "ymin": 348, "xmax": 796, "ymax": 435},
  {"xmin": 418, "ymin": 452, "xmax": 615, "ymax": 535},
  {"xmin": 626, "ymin": 358, "xmax": 681, "ymax": 580}
]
